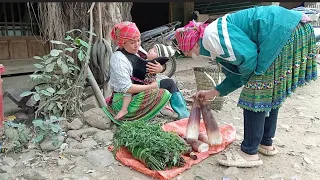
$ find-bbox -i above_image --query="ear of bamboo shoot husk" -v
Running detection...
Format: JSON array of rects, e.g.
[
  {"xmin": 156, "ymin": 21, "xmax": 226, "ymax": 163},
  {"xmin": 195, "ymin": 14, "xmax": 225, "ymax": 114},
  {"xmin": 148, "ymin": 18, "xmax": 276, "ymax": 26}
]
[{"xmin": 198, "ymin": 132, "xmax": 209, "ymax": 144}]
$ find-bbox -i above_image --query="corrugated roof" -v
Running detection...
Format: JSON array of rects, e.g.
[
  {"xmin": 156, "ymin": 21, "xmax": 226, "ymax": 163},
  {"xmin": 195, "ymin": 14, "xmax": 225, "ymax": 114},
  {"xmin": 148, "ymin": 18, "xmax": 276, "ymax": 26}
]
[{"xmin": 194, "ymin": 2, "xmax": 261, "ymax": 15}]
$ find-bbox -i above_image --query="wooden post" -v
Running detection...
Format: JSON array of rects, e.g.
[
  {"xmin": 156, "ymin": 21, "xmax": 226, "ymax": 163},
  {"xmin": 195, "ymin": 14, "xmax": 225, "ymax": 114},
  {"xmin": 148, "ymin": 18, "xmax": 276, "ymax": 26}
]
[
  {"xmin": 183, "ymin": 2, "xmax": 194, "ymax": 25},
  {"xmin": 279, "ymin": 2, "xmax": 302, "ymax": 9},
  {"xmin": 0, "ymin": 64, "xmax": 5, "ymax": 127},
  {"xmin": 169, "ymin": 2, "xmax": 173, "ymax": 23}
]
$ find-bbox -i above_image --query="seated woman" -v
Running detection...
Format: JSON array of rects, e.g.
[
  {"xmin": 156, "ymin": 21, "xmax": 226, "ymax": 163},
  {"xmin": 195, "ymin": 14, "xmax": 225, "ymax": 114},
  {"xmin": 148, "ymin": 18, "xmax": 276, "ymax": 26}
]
[
  {"xmin": 114, "ymin": 43, "xmax": 177, "ymax": 120},
  {"xmin": 106, "ymin": 21, "xmax": 190, "ymax": 124}
]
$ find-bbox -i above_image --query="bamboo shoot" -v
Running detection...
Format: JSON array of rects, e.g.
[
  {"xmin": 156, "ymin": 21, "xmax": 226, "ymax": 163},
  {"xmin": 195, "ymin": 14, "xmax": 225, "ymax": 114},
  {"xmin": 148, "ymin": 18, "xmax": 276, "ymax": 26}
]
[
  {"xmin": 184, "ymin": 138, "xmax": 209, "ymax": 152},
  {"xmin": 200, "ymin": 103, "xmax": 222, "ymax": 145},
  {"xmin": 185, "ymin": 99, "xmax": 201, "ymax": 139}
]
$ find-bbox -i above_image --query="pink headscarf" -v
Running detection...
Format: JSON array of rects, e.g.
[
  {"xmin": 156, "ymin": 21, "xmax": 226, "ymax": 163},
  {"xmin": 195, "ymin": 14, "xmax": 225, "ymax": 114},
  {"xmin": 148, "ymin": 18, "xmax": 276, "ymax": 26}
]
[
  {"xmin": 110, "ymin": 21, "xmax": 140, "ymax": 47},
  {"xmin": 175, "ymin": 20, "xmax": 208, "ymax": 52}
]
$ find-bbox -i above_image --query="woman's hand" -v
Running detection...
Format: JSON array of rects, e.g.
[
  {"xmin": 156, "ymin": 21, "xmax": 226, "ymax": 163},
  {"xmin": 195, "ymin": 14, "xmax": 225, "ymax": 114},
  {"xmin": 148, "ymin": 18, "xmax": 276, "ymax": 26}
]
[
  {"xmin": 192, "ymin": 88, "xmax": 220, "ymax": 101},
  {"xmin": 146, "ymin": 61, "xmax": 163, "ymax": 74},
  {"xmin": 150, "ymin": 81, "xmax": 158, "ymax": 89}
]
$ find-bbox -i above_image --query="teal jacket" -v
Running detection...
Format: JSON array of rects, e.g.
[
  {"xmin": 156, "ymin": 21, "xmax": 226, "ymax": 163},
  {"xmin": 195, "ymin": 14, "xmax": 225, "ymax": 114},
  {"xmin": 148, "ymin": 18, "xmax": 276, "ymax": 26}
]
[{"xmin": 199, "ymin": 5, "xmax": 303, "ymax": 96}]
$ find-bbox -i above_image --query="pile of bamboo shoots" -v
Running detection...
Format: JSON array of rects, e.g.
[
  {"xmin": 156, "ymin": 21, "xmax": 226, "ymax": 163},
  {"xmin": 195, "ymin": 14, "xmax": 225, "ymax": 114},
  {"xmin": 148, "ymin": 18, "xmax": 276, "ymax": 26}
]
[{"xmin": 183, "ymin": 98, "xmax": 222, "ymax": 153}]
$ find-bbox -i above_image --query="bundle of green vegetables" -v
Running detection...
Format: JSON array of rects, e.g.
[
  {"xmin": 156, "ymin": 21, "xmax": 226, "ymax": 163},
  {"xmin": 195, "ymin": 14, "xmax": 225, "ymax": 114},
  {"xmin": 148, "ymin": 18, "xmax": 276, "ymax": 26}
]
[{"xmin": 113, "ymin": 121, "xmax": 189, "ymax": 170}]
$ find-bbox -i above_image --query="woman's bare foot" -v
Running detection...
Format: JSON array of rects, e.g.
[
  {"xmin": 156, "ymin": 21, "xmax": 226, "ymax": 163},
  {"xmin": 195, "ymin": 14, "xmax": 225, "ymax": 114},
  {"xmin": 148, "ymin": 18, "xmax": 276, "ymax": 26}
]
[
  {"xmin": 260, "ymin": 144, "xmax": 274, "ymax": 151},
  {"xmin": 114, "ymin": 110, "xmax": 128, "ymax": 120}
]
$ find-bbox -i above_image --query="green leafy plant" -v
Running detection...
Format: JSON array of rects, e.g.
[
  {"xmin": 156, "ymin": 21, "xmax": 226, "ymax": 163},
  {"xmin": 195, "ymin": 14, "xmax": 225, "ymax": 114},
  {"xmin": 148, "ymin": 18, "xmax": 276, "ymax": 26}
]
[
  {"xmin": 3, "ymin": 122, "xmax": 31, "ymax": 153},
  {"xmin": 32, "ymin": 116, "xmax": 65, "ymax": 146},
  {"xmin": 113, "ymin": 121, "xmax": 189, "ymax": 170},
  {"xmin": 20, "ymin": 29, "xmax": 96, "ymax": 119}
]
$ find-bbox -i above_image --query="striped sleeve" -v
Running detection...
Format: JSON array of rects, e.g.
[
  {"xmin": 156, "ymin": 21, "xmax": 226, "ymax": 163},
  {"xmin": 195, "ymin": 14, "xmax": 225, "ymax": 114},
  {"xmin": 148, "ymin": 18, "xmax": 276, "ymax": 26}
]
[
  {"xmin": 202, "ymin": 14, "xmax": 236, "ymax": 62},
  {"xmin": 203, "ymin": 14, "xmax": 258, "ymax": 95}
]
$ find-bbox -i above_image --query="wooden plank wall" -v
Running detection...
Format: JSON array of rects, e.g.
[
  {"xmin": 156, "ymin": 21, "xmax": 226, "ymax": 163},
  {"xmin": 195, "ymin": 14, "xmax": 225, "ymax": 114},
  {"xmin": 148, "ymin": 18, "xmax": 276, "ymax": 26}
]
[
  {"xmin": 0, "ymin": 36, "xmax": 49, "ymax": 75},
  {"xmin": 0, "ymin": 36, "xmax": 49, "ymax": 60}
]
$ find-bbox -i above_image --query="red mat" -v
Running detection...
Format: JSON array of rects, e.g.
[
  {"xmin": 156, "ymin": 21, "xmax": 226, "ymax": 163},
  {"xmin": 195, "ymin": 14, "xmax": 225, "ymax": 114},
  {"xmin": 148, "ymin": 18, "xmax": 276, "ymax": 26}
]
[{"xmin": 114, "ymin": 118, "xmax": 236, "ymax": 180}]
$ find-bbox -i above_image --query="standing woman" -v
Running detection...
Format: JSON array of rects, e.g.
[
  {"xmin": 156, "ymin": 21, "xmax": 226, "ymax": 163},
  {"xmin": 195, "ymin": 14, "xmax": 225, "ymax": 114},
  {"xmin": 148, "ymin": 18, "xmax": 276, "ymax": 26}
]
[{"xmin": 174, "ymin": 5, "xmax": 317, "ymax": 167}]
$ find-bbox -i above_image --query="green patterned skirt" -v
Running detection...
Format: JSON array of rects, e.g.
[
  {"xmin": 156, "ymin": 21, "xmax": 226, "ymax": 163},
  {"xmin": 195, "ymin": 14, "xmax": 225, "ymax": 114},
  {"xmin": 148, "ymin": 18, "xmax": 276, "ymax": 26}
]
[
  {"xmin": 238, "ymin": 23, "xmax": 317, "ymax": 112},
  {"xmin": 102, "ymin": 88, "xmax": 171, "ymax": 125}
]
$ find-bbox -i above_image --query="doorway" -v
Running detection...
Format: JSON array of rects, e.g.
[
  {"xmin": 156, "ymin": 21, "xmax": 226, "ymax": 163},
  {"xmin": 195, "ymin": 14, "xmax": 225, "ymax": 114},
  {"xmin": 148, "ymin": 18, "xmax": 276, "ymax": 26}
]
[{"xmin": 131, "ymin": 3, "xmax": 169, "ymax": 32}]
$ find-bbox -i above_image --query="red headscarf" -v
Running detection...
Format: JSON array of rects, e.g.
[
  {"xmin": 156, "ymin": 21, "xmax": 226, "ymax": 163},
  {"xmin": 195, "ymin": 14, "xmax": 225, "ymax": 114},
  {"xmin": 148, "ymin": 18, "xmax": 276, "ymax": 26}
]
[
  {"xmin": 110, "ymin": 21, "xmax": 140, "ymax": 47},
  {"xmin": 175, "ymin": 20, "xmax": 208, "ymax": 52}
]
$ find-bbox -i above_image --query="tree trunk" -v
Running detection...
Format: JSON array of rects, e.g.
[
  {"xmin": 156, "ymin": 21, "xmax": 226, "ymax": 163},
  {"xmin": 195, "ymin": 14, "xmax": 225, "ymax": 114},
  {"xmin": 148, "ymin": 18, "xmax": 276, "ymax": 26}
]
[
  {"xmin": 37, "ymin": 2, "xmax": 132, "ymax": 43},
  {"xmin": 36, "ymin": 2, "xmax": 133, "ymax": 98},
  {"xmin": 94, "ymin": 2, "xmax": 133, "ymax": 47}
]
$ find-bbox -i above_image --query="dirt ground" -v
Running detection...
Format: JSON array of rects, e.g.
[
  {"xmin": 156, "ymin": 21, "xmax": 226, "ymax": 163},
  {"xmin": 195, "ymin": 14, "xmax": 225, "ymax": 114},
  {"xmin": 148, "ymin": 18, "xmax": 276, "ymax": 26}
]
[{"xmin": 1, "ymin": 58, "xmax": 319, "ymax": 180}]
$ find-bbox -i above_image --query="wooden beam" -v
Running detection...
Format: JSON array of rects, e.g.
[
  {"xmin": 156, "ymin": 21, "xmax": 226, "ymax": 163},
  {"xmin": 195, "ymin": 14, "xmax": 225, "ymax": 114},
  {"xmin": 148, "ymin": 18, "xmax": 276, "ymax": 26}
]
[
  {"xmin": 169, "ymin": 2, "xmax": 173, "ymax": 23},
  {"xmin": 184, "ymin": 2, "xmax": 194, "ymax": 25},
  {"xmin": 279, "ymin": 2, "xmax": 302, "ymax": 9}
]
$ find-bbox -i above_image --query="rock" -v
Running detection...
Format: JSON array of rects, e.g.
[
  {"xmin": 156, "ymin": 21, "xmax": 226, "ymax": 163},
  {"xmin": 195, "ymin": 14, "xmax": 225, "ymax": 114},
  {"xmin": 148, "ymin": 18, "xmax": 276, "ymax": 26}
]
[
  {"xmin": 40, "ymin": 135, "xmax": 65, "ymax": 151},
  {"xmin": 232, "ymin": 116, "xmax": 241, "ymax": 120},
  {"xmin": 0, "ymin": 165, "xmax": 13, "ymax": 173},
  {"xmin": 20, "ymin": 150, "xmax": 38, "ymax": 162},
  {"xmin": 82, "ymin": 95, "xmax": 100, "ymax": 112},
  {"xmin": 99, "ymin": 176, "xmax": 111, "ymax": 180},
  {"xmin": 69, "ymin": 167, "xmax": 84, "ymax": 177},
  {"xmin": 287, "ymin": 151, "xmax": 297, "ymax": 156},
  {"xmin": 131, "ymin": 178, "xmax": 143, "ymax": 180},
  {"xmin": 58, "ymin": 157, "xmax": 72, "ymax": 166},
  {"xmin": 235, "ymin": 134, "xmax": 243, "ymax": 141},
  {"xmin": 68, "ymin": 118, "xmax": 83, "ymax": 130},
  {"xmin": 293, "ymin": 163, "xmax": 300, "ymax": 169},
  {"xmin": 76, "ymin": 138, "xmax": 98, "ymax": 149},
  {"xmin": 298, "ymin": 112, "xmax": 313, "ymax": 119},
  {"xmin": 59, "ymin": 143, "xmax": 69, "ymax": 152},
  {"xmin": 14, "ymin": 112, "xmax": 29, "ymax": 120},
  {"xmin": 296, "ymin": 96, "xmax": 305, "ymax": 100},
  {"xmin": 63, "ymin": 148, "xmax": 87, "ymax": 156},
  {"xmin": 22, "ymin": 170, "xmax": 47, "ymax": 180},
  {"xmin": 175, "ymin": 175, "xmax": 183, "ymax": 180},
  {"xmin": 279, "ymin": 124, "xmax": 290, "ymax": 131},
  {"xmin": 59, "ymin": 119, "xmax": 70, "ymax": 132},
  {"xmin": 85, "ymin": 169, "xmax": 96, "ymax": 174},
  {"xmin": 78, "ymin": 177, "xmax": 90, "ymax": 180},
  {"xmin": 85, "ymin": 150, "xmax": 115, "ymax": 167},
  {"xmin": 303, "ymin": 157, "xmax": 313, "ymax": 164},
  {"xmin": 93, "ymin": 130, "xmax": 114, "ymax": 145},
  {"xmin": 291, "ymin": 176, "xmax": 301, "ymax": 180},
  {"xmin": 67, "ymin": 128, "xmax": 102, "ymax": 140},
  {"xmin": 84, "ymin": 108, "xmax": 111, "ymax": 130},
  {"xmin": 0, "ymin": 127, "xmax": 3, "ymax": 137},
  {"xmin": 223, "ymin": 167, "xmax": 239, "ymax": 175},
  {"xmin": 16, "ymin": 150, "xmax": 39, "ymax": 168},
  {"xmin": 2, "ymin": 157, "xmax": 16, "ymax": 167},
  {"xmin": 74, "ymin": 156, "xmax": 94, "ymax": 170},
  {"xmin": 65, "ymin": 138, "xmax": 79, "ymax": 148},
  {"xmin": 270, "ymin": 174, "xmax": 283, "ymax": 180},
  {"xmin": 0, "ymin": 173, "xmax": 10, "ymax": 180}
]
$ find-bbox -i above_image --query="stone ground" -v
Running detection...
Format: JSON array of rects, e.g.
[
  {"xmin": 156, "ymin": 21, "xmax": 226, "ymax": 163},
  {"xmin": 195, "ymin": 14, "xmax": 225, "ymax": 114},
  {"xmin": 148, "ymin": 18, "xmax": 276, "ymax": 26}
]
[{"xmin": 1, "ymin": 57, "xmax": 320, "ymax": 180}]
